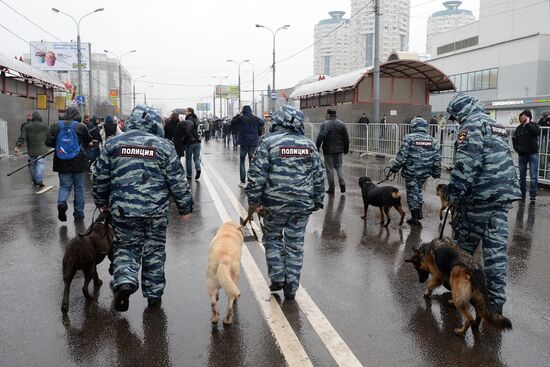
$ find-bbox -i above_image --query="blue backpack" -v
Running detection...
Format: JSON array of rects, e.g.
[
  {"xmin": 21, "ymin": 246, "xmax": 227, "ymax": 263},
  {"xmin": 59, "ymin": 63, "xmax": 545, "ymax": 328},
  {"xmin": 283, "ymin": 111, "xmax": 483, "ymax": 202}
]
[{"xmin": 56, "ymin": 121, "xmax": 81, "ymax": 160}]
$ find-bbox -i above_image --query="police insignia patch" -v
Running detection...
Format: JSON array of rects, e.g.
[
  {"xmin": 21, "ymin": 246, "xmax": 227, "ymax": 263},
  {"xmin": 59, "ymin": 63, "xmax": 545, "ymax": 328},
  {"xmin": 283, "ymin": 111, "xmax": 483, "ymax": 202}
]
[
  {"xmin": 457, "ymin": 130, "xmax": 468, "ymax": 143},
  {"xmin": 279, "ymin": 146, "xmax": 311, "ymax": 157},
  {"xmin": 120, "ymin": 146, "xmax": 157, "ymax": 159}
]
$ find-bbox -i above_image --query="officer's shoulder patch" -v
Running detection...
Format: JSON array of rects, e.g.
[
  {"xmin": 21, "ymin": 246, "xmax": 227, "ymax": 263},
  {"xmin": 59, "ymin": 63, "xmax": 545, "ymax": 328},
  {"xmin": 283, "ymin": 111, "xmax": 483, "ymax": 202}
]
[
  {"xmin": 413, "ymin": 140, "xmax": 434, "ymax": 147},
  {"xmin": 119, "ymin": 145, "xmax": 157, "ymax": 159},
  {"xmin": 489, "ymin": 124, "xmax": 508, "ymax": 137},
  {"xmin": 457, "ymin": 130, "xmax": 468, "ymax": 144},
  {"xmin": 279, "ymin": 146, "xmax": 312, "ymax": 157}
]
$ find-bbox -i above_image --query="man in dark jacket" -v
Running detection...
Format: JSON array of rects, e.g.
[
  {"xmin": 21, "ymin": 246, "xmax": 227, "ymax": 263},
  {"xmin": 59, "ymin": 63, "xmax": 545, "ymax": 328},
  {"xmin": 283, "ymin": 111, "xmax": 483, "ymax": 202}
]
[
  {"xmin": 14, "ymin": 111, "xmax": 49, "ymax": 187},
  {"xmin": 182, "ymin": 107, "xmax": 202, "ymax": 180},
  {"xmin": 357, "ymin": 113, "xmax": 370, "ymax": 125},
  {"xmin": 512, "ymin": 109, "xmax": 540, "ymax": 201},
  {"xmin": 231, "ymin": 105, "xmax": 264, "ymax": 187},
  {"xmin": 84, "ymin": 114, "xmax": 102, "ymax": 166},
  {"xmin": 102, "ymin": 115, "xmax": 118, "ymax": 141},
  {"xmin": 230, "ymin": 114, "xmax": 240, "ymax": 150},
  {"xmin": 164, "ymin": 112, "xmax": 186, "ymax": 158},
  {"xmin": 45, "ymin": 106, "xmax": 92, "ymax": 221},
  {"xmin": 315, "ymin": 109, "xmax": 349, "ymax": 194}
]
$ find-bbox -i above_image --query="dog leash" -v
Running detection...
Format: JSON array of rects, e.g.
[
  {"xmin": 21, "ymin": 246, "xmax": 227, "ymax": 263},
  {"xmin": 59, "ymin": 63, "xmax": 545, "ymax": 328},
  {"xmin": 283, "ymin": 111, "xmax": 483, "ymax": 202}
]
[
  {"xmin": 439, "ymin": 206, "xmax": 452, "ymax": 239},
  {"xmin": 376, "ymin": 166, "xmax": 396, "ymax": 185}
]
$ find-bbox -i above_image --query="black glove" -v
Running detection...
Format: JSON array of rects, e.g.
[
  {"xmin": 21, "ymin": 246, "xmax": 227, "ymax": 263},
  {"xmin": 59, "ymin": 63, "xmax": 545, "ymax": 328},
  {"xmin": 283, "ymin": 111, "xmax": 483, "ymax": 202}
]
[{"xmin": 389, "ymin": 166, "xmax": 399, "ymax": 174}]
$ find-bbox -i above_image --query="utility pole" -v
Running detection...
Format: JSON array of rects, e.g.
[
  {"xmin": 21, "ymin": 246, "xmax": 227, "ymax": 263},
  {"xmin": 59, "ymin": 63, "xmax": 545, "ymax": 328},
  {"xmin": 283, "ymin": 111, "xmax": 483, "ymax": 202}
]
[
  {"xmin": 213, "ymin": 89, "xmax": 216, "ymax": 117},
  {"xmin": 373, "ymin": 0, "xmax": 381, "ymax": 124}
]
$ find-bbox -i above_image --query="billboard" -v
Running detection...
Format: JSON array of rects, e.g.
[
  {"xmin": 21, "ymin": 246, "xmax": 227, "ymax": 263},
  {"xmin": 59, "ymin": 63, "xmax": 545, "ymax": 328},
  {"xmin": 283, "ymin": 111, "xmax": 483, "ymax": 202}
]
[
  {"xmin": 215, "ymin": 85, "xmax": 239, "ymax": 98},
  {"xmin": 30, "ymin": 41, "xmax": 91, "ymax": 71},
  {"xmin": 196, "ymin": 103, "xmax": 210, "ymax": 111}
]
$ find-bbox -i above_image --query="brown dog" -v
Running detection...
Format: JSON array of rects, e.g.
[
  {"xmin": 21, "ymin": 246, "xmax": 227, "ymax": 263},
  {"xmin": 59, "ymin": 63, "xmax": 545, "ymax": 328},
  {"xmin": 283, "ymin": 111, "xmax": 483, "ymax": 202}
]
[
  {"xmin": 206, "ymin": 221, "xmax": 244, "ymax": 324},
  {"xmin": 436, "ymin": 183, "xmax": 451, "ymax": 220},
  {"xmin": 405, "ymin": 238, "xmax": 512, "ymax": 336},
  {"xmin": 61, "ymin": 213, "xmax": 114, "ymax": 312}
]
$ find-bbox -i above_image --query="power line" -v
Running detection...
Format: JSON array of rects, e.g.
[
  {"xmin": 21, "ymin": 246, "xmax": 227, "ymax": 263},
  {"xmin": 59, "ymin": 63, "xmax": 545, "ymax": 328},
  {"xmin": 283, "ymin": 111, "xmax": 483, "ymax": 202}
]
[{"xmin": 0, "ymin": 0, "xmax": 63, "ymax": 41}]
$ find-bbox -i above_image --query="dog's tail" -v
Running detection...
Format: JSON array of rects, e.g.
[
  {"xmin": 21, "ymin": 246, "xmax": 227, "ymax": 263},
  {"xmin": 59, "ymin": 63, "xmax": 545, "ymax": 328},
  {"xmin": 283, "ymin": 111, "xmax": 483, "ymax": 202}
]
[
  {"xmin": 216, "ymin": 258, "xmax": 240, "ymax": 299},
  {"xmin": 474, "ymin": 269, "xmax": 512, "ymax": 331}
]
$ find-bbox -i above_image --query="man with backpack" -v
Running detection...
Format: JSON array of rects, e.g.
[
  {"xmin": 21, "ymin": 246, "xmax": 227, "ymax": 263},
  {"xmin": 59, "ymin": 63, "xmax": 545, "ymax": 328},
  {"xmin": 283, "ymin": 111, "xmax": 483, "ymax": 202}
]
[
  {"xmin": 182, "ymin": 107, "xmax": 202, "ymax": 180},
  {"xmin": 45, "ymin": 106, "xmax": 92, "ymax": 222}
]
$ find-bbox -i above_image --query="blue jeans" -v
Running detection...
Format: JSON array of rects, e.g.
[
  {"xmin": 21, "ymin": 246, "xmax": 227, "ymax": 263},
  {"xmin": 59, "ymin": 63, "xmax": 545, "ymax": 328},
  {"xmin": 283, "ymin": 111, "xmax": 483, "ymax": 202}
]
[
  {"xmin": 28, "ymin": 155, "xmax": 45, "ymax": 184},
  {"xmin": 240, "ymin": 145, "xmax": 256, "ymax": 183},
  {"xmin": 518, "ymin": 154, "xmax": 538, "ymax": 198},
  {"xmin": 58, "ymin": 173, "xmax": 85, "ymax": 218},
  {"xmin": 185, "ymin": 143, "xmax": 201, "ymax": 177}
]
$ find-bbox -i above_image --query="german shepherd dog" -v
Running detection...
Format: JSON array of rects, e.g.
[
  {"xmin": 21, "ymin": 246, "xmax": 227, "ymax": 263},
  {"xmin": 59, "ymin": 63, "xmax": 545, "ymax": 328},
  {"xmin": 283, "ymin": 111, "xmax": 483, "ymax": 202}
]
[
  {"xmin": 61, "ymin": 213, "xmax": 115, "ymax": 312},
  {"xmin": 358, "ymin": 176, "xmax": 405, "ymax": 226},
  {"xmin": 206, "ymin": 221, "xmax": 244, "ymax": 324},
  {"xmin": 405, "ymin": 238, "xmax": 512, "ymax": 336}
]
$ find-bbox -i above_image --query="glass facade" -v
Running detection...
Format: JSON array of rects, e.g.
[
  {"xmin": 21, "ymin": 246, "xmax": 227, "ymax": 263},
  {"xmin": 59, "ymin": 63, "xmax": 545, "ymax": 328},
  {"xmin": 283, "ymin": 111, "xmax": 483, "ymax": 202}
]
[{"xmin": 448, "ymin": 68, "xmax": 498, "ymax": 92}]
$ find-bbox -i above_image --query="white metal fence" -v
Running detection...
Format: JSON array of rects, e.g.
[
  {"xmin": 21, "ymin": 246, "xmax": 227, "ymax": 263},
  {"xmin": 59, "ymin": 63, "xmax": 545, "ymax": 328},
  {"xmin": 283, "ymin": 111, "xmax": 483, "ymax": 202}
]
[
  {"xmin": 0, "ymin": 120, "xmax": 10, "ymax": 159},
  {"xmin": 302, "ymin": 122, "xmax": 550, "ymax": 185}
]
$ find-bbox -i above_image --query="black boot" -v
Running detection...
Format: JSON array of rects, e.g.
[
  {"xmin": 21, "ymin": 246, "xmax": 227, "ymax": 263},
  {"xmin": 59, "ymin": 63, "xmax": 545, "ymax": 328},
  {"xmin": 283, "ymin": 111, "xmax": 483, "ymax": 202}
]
[
  {"xmin": 418, "ymin": 204, "xmax": 423, "ymax": 220},
  {"xmin": 195, "ymin": 170, "xmax": 201, "ymax": 180},
  {"xmin": 325, "ymin": 187, "xmax": 335, "ymax": 194},
  {"xmin": 406, "ymin": 209, "xmax": 422, "ymax": 226},
  {"xmin": 269, "ymin": 281, "xmax": 285, "ymax": 292},
  {"xmin": 114, "ymin": 284, "xmax": 134, "ymax": 312},
  {"xmin": 340, "ymin": 184, "xmax": 346, "ymax": 193}
]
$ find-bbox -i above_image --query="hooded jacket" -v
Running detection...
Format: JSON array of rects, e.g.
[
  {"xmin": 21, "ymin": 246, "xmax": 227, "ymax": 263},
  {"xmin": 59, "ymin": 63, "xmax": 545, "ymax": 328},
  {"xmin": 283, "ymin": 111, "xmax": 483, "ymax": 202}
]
[
  {"xmin": 230, "ymin": 105, "xmax": 264, "ymax": 146},
  {"xmin": 183, "ymin": 114, "xmax": 201, "ymax": 145},
  {"xmin": 390, "ymin": 118, "xmax": 440, "ymax": 179},
  {"xmin": 93, "ymin": 105, "xmax": 193, "ymax": 218},
  {"xmin": 45, "ymin": 107, "xmax": 92, "ymax": 173},
  {"xmin": 16, "ymin": 112, "xmax": 49, "ymax": 156},
  {"xmin": 445, "ymin": 93, "xmax": 521, "ymax": 206},
  {"xmin": 164, "ymin": 116, "xmax": 186, "ymax": 156},
  {"xmin": 512, "ymin": 118, "xmax": 540, "ymax": 156},
  {"xmin": 245, "ymin": 106, "xmax": 324, "ymax": 213},
  {"xmin": 315, "ymin": 116, "xmax": 349, "ymax": 154}
]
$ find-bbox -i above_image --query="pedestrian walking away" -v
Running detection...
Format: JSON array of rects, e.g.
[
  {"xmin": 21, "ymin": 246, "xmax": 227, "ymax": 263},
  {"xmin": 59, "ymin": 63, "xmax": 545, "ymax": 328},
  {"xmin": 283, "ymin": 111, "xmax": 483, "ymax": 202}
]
[
  {"xmin": 389, "ymin": 117, "xmax": 441, "ymax": 225},
  {"xmin": 230, "ymin": 114, "xmax": 240, "ymax": 150},
  {"xmin": 315, "ymin": 108, "xmax": 349, "ymax": 194},
  {"xmin": 245, "ymin": 105, "xmax": 324, "ymax": 300},
  {"xmin": 84, "ymin": 114, "xmax": 102, "ymax": 167},
  {"xmin": 164, "ymin": 112, "xmax": 186, "ymax": 159},
  {"xmin": 14, "ymin": 111, "xmax": 49, "ymax": 187},
  {"xmin": 231, "ymin": 105, "xmax": 264, "ymax": 187},
  {"xmin": 512, "ymin": 109, "xmax": 540, "ymax": 201},
  {"xmin": 182, "ymin": 107, "xmax": 202, "ymax": 180},
  {"xmin": 93, "ymin": 104, "xmax": 193, "ymax": 312},
  {"xmin": 45, "ymin": 106, "xmax": 92, "ymax": 222},
  {"xmin": 101, "ymin": 115, "xmax": 122, "ymax": 142},
  {"xmin": 445, "ymin": 93, "xmax": 521, "ymax": 315}
]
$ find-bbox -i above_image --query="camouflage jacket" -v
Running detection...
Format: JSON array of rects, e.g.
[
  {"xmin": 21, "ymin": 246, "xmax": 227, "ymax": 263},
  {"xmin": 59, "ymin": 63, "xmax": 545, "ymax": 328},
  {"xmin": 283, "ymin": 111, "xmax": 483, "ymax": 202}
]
[
  {"xmin": 391, "ymin": 118, "xmax": 441, "ymax": 179},
  {"xmin": 93, "ymin": 105, "xmax": 193, "ymax": 218},
  {"xmin": 445, "ymin": 94, "xmax": 521, "ymax": 206},
  {"xmin": 245, "ymin": 106, "xmax": 325, "ymax": 213}
]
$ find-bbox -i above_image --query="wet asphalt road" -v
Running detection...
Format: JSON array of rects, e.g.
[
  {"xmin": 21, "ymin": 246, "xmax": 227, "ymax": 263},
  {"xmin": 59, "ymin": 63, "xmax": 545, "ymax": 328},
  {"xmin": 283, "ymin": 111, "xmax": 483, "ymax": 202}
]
[{"xmin": 1, "ymin": 141, "xmax": 550, "ymax": 366}]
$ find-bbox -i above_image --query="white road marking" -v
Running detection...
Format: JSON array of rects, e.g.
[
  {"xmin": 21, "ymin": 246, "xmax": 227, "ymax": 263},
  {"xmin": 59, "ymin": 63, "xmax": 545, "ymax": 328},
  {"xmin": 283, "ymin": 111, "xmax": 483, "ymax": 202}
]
[
  {"xmin": 204, "ymin": 160, "xmax": 363, "ymax": 367},
  {"xmin": 201, "ymin": 169, "xmax": 313, "ymax": 367},
  {"xmin": 36, "ymin": 185, "xmax": 54, "ymax": 194}
]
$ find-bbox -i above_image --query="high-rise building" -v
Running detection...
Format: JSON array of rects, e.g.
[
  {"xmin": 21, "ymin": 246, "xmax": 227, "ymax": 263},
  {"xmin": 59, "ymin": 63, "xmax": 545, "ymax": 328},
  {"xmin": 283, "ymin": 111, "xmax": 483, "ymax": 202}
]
[
  {"xmin": 426, "ymin": 1, "xmax": 476, "ymax": 57},
  {"xmin": 313, "ymin": 11, "xmax": 352, "ymax": 77},
  {"xmin": 350, "ymin": 0, "xmax": 410, "ymax": 69}
]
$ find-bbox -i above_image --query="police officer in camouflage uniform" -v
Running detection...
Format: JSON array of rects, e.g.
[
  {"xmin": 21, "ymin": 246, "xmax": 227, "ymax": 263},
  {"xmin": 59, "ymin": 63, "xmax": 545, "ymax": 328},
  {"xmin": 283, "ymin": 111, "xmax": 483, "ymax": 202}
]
[
  {"xmin": 390, "ymin": 117, "xmax": 441, "ymax": 226},
  {"xmin": 93, "ymin": 105, "xmax": 193, "ymax": 311},
  {"xmin": 445, "ymin": 93, "xmax": 521, "ymax": 314},
  {"xmin": 245, "ymin": 105, "xmax": 325, "ymax": 300}
]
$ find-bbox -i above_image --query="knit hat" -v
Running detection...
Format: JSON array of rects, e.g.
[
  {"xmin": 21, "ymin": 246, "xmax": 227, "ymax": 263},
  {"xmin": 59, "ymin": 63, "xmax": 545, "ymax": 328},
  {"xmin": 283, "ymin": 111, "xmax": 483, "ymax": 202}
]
[
  {"xmin": 105, "ymin": 115, "xmax": 114, "ymax": 123},
  {"xmin": 519, "ymin": 109, "xmax": 532, "ymax": 120}
]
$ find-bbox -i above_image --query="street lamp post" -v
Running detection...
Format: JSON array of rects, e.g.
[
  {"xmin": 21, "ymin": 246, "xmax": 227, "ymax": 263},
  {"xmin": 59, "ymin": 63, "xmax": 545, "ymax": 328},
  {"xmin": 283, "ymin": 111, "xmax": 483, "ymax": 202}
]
[
  {"xmin": 144, "ymin": 85, "xmax": 154, "ymax": 106},
  {"xmin": 226, "ymin": 59, "xmax": 249, "ymax": 111},
  {"xmin": 212, "ymin": 76, "xmax": 228, "ymax": 118},
  {"xmin": 104, "ymin": 50, "xmax": 136, "ymax": 117},
  {"xmin": 255, "ymin": 24, "xmax": 290, "ymax": 112},
  {"xmin": 244, "ymin": 61, "xmax": 255, "ymax": 114},
  {"xmin": 52, "ymin": 7, "xmax": 104, "ymax": 116},
  {"xmin": 133, "ymin": 75, "xmax": 146, "ymax": 109}
]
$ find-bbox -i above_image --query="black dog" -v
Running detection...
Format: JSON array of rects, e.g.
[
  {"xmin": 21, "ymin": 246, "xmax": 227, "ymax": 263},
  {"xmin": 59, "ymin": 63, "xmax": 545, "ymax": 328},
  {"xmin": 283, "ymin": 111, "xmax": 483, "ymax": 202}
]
[
  {"xmin": 61, "ymin": 212, "xmax": 115, "ymax": 312},
  {"xmin": 358, "ymin": 176, "xmax": 405, "ymax": 226}
]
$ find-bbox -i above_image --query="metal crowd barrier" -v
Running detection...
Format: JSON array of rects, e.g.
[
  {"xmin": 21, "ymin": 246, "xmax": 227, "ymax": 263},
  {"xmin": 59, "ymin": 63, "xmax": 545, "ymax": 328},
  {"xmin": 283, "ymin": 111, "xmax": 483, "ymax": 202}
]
[
  {"xmin": 301, "ymin": 122, "xmax": 550, "ymax": 185},
  {"xmin": 0, "ymin": 120, "xmax": 11, "ymax": 160}
]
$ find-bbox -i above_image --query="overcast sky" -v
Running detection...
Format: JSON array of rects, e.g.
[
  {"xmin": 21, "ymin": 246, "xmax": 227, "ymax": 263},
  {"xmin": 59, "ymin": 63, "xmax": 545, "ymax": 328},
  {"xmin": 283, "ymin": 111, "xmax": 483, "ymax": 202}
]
[{"xmin": 1, "ymin": 0, "xmax": 480, "ymax": 113}]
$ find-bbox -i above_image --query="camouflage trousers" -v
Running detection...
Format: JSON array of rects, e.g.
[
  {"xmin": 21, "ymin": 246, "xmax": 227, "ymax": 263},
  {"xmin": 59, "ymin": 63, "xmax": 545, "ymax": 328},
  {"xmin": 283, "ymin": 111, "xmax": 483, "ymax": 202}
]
[
  {"xmin": 453, "ymin": 204, "xmax": 511, "ymax": 311},
  {"xmin": 112, "ymin": 216, "xmax": 169, "ymax": 299},
  {"xmin": 405, "ymin": 177, "xmax": 427, "ymax": 211},
  {"xmin": 263, "ymin": 211, "xmax": 310, "ymax": 296}
]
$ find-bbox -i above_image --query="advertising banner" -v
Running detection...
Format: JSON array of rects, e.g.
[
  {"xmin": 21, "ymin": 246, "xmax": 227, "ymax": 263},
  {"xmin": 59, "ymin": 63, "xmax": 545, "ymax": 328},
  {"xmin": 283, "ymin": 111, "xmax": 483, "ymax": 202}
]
[
  {"xmin": 30, "ymin": 41, "xmax": 91, "ymax": 71},
  {"xmin": 215, "ymin": 85, "xmax": 239, "ymax": 98},
  {"xmin": 196, "ymin": 103, "xmax": 210, "ymax": 111},
  {"xmin": 36, "ymin": 95, "xmax": 47, "ymax": 110},
  {"xmin": 109, "ymin": 89, "xmax": 119, "ymax": 98}
]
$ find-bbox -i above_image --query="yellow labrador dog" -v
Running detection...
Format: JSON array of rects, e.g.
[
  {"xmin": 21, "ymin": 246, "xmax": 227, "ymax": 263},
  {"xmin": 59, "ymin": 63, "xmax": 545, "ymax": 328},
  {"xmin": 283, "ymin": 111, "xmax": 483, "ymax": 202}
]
[{"xmin": 206, "ymin": 221, "xmax": 244, "ymax": 324}]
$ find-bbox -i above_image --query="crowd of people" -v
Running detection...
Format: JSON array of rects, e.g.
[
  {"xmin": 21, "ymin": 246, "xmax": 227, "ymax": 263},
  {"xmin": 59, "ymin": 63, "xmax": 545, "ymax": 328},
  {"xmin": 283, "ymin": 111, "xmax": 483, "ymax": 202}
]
[{"xmin": 12, "ymin": 92, "xmax": 546, "ymax": 318}]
